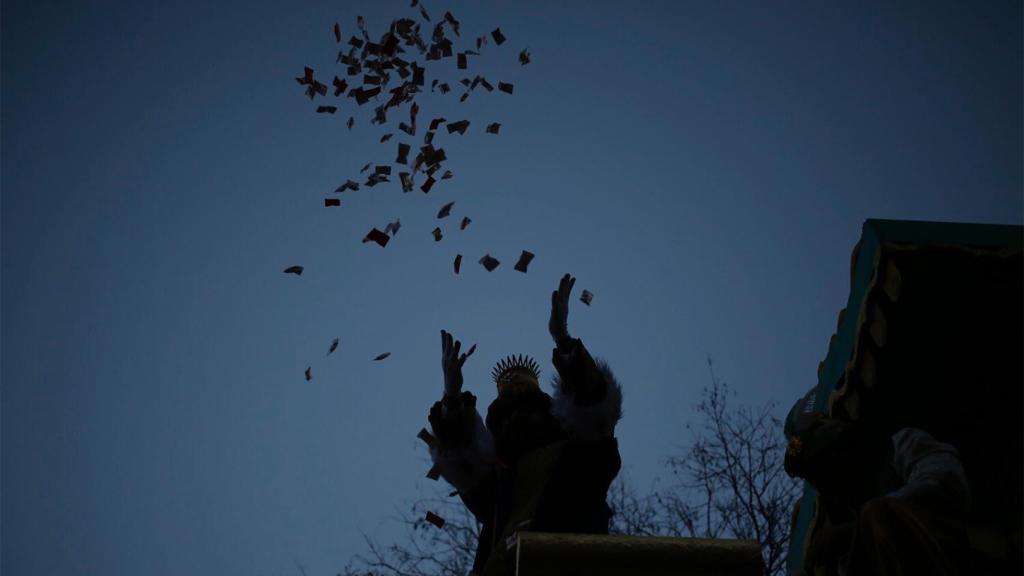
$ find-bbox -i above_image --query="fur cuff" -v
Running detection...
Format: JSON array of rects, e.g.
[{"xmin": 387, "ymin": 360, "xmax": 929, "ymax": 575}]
[
  {"xmin": 551, "ymin": 358, "xmax": 623, "ymax": 440},
  {"xmin": 429, "ymin": 409, "xmax": 496, "ymax": 492}
]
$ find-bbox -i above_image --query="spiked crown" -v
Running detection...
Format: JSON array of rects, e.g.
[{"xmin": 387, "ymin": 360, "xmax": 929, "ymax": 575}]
[{"xmin": 491, "ymin": 354, "xmax": 541, "ymax": 395}]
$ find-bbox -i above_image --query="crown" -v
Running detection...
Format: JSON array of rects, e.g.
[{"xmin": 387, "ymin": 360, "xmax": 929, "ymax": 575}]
[{"xmin": 489, "ymin": 354, "xmax": 540, "ymax": 385}]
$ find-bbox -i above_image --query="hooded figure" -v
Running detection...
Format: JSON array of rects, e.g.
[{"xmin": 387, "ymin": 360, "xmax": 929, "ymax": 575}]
[{"xmin": 427, "ymin": 274, "xmax": 623, "ymax": 575}]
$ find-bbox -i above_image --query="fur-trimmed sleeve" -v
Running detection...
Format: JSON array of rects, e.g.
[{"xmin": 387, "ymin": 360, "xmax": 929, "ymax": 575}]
[
  {"xmin": 888, "ymin": 427, "xmax": 971, "ymax": 518},
  {"xmin": 427, "ymin": 391, "xmax": 496, "ymax": 494},
  {"xmin": 550, "ymin": 338, "xmax": 623, "ymax": 440}
]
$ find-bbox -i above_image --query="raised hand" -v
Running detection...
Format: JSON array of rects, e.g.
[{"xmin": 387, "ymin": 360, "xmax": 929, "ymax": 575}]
[
  {"xmin": 548, "ymin": 273, "xmax": 575, "ymax": 345},
  {"xmin": 441, "ymin": 329, "xmax": 475, "ymax": 397}
]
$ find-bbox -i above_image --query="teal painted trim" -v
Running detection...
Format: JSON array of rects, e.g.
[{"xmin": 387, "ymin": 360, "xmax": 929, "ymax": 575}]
[
  {"xmin": 786, "ymin": 218, "xmax": 884, "ymax": 569},
  {"xmin": 815, "ymin": 220, "xmax": 881, "ymax": 411},
  {"xmin": 787, "ymin": 223, "xmax": 880, "ymax": 574},
  {"xmin": 785, "ymin": 483, "xmax": 818, "ymax": 574},
  {"xmin": 785, "ymin": 218, "xmax": 1023, "ymax": 574}
]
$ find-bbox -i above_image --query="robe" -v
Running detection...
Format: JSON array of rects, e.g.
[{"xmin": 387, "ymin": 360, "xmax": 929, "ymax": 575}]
[{"xmin": 427, "ymin": 338, "xmax": 623, "ymax": 575}]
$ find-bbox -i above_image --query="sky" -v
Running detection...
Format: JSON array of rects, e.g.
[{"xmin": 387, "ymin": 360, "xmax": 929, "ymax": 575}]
[{"xmin": 2, "ymin": 1, "xmax": 1020, "ymax": 574}]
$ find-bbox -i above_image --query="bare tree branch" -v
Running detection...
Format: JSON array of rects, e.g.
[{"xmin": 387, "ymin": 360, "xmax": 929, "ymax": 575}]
[
  {"xmin": 609, "ymin": 359, "xmax": 801, "ymax": 575},
  {"xmin": 341, "ymin": 494, "xmax": 480, "ymax": 576}
]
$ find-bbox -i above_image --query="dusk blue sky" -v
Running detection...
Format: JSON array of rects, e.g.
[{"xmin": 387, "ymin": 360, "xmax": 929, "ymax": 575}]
[{"xmin": 3, "ymin": 1, "xmax": 1020, "ymax": 574}]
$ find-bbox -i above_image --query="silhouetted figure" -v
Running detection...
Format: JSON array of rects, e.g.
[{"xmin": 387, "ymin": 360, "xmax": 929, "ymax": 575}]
[
  {"xmin": 785, "ymin": 416, "xmax": 971, "ymax": 575},
  {"xmin": 429, "ymin": 274, "xmax": 622, "ymax": 575}
]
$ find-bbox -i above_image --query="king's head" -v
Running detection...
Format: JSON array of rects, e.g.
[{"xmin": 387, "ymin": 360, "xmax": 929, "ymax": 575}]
[{"xmin": 491, "ymin": 354, "xmax": 541, "ymax": 396}]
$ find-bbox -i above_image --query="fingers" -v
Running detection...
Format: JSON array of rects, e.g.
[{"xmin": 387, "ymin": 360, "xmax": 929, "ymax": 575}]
[
  {"xmin": 442, "ymin": 329, "xmax": 470, "ymax": 368},
  {"xmin": 557, "ymin": 273, "xmax": 575, "ymax": 302},
  {"xmin": 442, "ymin": 330, "xmax": 458, "ymax": 364},
  {"xmin": 458, "ymin": 343, "xmax": 477, "ymax": 367}
]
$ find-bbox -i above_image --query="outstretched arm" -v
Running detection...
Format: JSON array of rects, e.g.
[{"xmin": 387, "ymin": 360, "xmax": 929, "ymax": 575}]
[
  {"xmin": 426, "ymin": 330, "xmax": 495, "ymax": 514},
  {"xmin": 548, "ymin": 274, "xmax": 623, "ymax": 438}
]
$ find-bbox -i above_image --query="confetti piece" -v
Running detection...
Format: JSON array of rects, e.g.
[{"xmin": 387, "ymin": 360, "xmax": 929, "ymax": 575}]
[
  {"xmin": 373, "ymin": 352, "xmax": 391, "ymax": 361},
  {"xmin": 284, "ymin": 266, "xmax": 304, "ymax": 275},
  {"xmin": 362, "ymin": 228, "xmax": 390, "ymax": 247},
  {"xmin": 479, "ymin": 254, "xmax": 500, "ymax": 272},
  {"xmin": 443, "ymin": 11, "xmax": 460, "ymax": 36},
  {"xmin": 324, "ymin": 198, "xmax": 341, "ymax": 207},
  {"xmin": 296, "ymin": 66, "xmax": 314, "ymax": 85},
  {"xmin": 425, "ymin": 511, "xmax": 446, "ymax": 528},
  {"xmin": 446, "ymin": 120, "xmax": 470, "ymax": 135},
  {"xmin": 580, "ymin": 290, "xmax": 594, "ymax": 306},
  {"xmin": 454, "ymin": 254, "xmax": 462, "ymax": 274},
  {"xmin": 332, "ymin": 76, "xmax": 348, "ymax": 96},
  {"xmin": 417, "ymin": 428, "xmax": 438, "ymax": 447},
  {"xmin": 513, "ymin": 250, "xmax": 534, "ymax": 273},
  {"xmin": 400, "ymin": 172, "xmax": 414, "ymax": 192}
]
